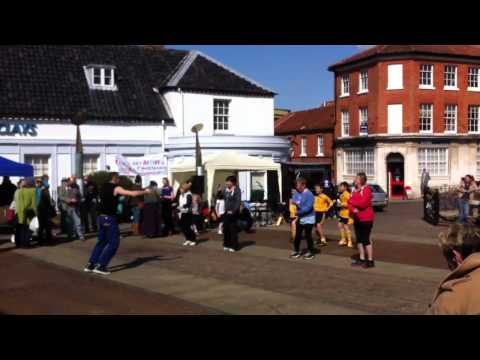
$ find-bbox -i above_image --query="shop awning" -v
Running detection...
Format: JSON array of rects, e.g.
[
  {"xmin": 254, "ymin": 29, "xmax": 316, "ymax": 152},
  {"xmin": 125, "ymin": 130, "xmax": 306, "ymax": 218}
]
[{"xmin": 0, "ymin": 156, "xmax": 33, "ymax": 177}]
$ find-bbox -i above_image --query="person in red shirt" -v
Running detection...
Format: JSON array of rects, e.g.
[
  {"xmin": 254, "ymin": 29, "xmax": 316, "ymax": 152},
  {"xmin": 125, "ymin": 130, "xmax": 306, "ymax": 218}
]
[{"xmin": 348, "ymin": 172, "xmax": 375, "ymax": 268}]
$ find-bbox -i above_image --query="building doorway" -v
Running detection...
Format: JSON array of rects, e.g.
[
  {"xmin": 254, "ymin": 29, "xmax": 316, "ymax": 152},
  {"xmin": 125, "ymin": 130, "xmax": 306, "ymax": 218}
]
[{"xmin": 386, "ymin": 153, "xmax": 405, "ymax": 199}]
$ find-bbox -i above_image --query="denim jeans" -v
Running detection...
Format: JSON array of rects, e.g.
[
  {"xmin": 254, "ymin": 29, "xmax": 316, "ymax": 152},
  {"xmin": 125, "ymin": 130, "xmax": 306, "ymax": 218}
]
[
  {"xmin": 458, "ymin": 198, "xmax": 470, "ymax": 224},
  {"xmin": 65, "ymin": 206, "xmax": 84, "ymax": 240},
  {"xmin": 88, "ymin": 215, "xmax": 120, "ymax": 268}
]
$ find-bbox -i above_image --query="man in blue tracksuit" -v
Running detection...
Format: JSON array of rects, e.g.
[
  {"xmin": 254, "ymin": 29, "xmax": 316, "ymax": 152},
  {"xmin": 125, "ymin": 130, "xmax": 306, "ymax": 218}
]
[{"xmin": 290, "ymin": 177, "xmax": 316, "ymax": 260}]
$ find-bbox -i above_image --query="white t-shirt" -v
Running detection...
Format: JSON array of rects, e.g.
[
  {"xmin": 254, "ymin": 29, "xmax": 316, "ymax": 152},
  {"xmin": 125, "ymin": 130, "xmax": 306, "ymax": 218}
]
[{"xmin": 216, "ymin": 199, "xmax": 225, "ymax": 216}]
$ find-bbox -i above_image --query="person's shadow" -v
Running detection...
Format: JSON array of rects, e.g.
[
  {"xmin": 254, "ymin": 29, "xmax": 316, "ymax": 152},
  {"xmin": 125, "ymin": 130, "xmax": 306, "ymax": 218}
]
[{"xmin": 109, "ymin": 255, "xmax": 180, "ymax": 273}]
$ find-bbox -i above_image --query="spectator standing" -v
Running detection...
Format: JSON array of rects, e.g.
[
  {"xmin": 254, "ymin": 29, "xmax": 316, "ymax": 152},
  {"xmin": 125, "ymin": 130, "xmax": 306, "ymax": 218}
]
[
  {"xmin": 81, "ymin": 175, "xmax": 99, "ymax": 233},
  {"xmin": 57, "ymin": 178, "xmax": 69, "ymax": 236},
  {"xmin": 427, "ymin": 223, "xmax": 480, "ymax": 314},
  {"xmin": 160, "ymin": 178, "xmax": 174, "ymax": 236},
  {"xmin": 290, "ymin": 178, "xmax": 316, "ymax": 260},
  {"xmin": 14, "ymin": 177, "xmax": 37, "ymax": 248},
  {"xmin": 129, "ymin": 175, "xmax": 144, "ymax": 236},
  {"xmin": 348, "ymin": 172, "xmax": 375, "ymax": 268},
  {"xmin": 84, "ymin": 173, "xmax": 150, "ymax": 275},
  {"xmin": 141, "ymin": 181, "xmax": 162, "ymax": 238},
  {"xmin": 457, "ymin": 175, "xmax": 478, "ymax": 224},
  {"xmin": 60, "ymin": 176, "xmax": 84, "ymax": 241},
  {"xmin": 223, "ymin": 176, "xmax": 242, "ymax": 253},
  {"xmin": 0, "ymin": 176, "xmax": 17, "ymax": 207},
  {"xmin": 37, "ymin": 187, "xmax": 56, "ymax": 245}
]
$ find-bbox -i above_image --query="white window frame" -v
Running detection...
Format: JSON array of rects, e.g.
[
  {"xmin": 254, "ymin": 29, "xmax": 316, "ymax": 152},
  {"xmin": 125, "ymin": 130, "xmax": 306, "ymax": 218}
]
[
  {"xmin": 84, "ymin": 66, "xmax": 117, "ymax": 91},
  {"xmin": 444, "ymin": 65, "xmax": 458, "ymax": 90},
  {"xmin": 340, "ymin": 74, "xmax": 350, "ymax": 97},
  {"xmin": 344, "ymin": 149, "xmax": 375, "ymax": 177},
  {"xmin": 444, "ymin": 104, "xmax": 457, "ymax": 134},
  {"xmin": 341, "ymin": 110, "xmax": 350, "ymax": 137},
  {"xmin": 418, "ymin": 147, "xmax": 448, "ymax": 177},
  {"xmin": 83, "ymin": 154, "xmax": 100, "ymax": 175},
  {"xmin": 468, "ymin": 67, "xmax": 480, "ymax": 92},
  {"xmin": 469, "ymin": 105, "xmax": 480, "ymax": 134},
  {"xmin": 213, "ymin": 99, "xmax": 230, "ymax": 133},
  {"xmin": 359, "ymin": 107, "xmax": 368, "ymax": 136},
  {"xmin": 300, "ymin": 137, "xmax": 308, "ymax": 157},
  {"xmin": 24, "ymin": 154, "xmax": 50, "ymax": 178},
  {"xmin": 358, "ymin": 70, "xmax": 368, "ymax": 94},
  {"xmin": 316, "ymin": 135, "xmax": 324, "ymax": 157},
  {"xmin": 387, "ymin": 64, "xmax": 404, "ymax": 90},
  {"xmin": 419, "ymin": 104, "xmax": 433, "ymax": 134},
  {"xmin": 419, "ymin": 64, "xmax": 435, "ymax": 89}
]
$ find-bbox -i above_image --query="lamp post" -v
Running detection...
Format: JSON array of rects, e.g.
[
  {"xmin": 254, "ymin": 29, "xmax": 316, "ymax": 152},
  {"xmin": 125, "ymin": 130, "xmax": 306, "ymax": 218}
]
[
  {"xmin": 191, "ymin": 123, "xmax": 204, "ymax": 176},
  {"xmin": 72, "ymin": 111, "xmax": 87, "ymax": 196}
]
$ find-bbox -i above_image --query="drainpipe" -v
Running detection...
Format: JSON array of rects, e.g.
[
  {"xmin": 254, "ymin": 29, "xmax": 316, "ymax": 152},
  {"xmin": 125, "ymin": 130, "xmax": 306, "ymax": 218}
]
[
  {"xmin": 161, "ymin": 120, "xmax": 166, "ymax": 153},
  {"xmin": 178, "ymin": 87, "xmax": 185, "ymax": 137}
]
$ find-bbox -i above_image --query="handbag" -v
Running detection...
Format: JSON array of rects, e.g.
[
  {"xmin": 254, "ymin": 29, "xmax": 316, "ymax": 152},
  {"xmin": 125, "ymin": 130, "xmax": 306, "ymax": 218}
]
[
  {"xmin": 29, "ymin": 216, "xmax": 39, "ymax": 234},
  {"xmin": 6, "ymin": 208, "xmax": 15, "ymax": 223}
]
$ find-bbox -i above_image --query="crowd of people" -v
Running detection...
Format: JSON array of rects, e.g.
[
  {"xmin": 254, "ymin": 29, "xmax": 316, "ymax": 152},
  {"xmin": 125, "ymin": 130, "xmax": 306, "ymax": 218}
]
[{"xmin": 288, "ymin": 172, "xmax": 375, "ymax": 268}]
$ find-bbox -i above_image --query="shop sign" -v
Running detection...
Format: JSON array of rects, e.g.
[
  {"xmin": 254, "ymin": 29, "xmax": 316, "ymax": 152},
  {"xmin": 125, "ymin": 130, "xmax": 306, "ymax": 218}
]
[{"xmin": 0, "ymin": 123, "xmax": 38, "ymax": 136}]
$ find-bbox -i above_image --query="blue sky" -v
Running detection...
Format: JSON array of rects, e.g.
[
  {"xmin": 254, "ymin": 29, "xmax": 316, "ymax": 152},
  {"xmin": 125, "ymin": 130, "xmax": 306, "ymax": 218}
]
[{"xmin": 167, "ymin": 45, "xmax": 367, "ymax": 111}]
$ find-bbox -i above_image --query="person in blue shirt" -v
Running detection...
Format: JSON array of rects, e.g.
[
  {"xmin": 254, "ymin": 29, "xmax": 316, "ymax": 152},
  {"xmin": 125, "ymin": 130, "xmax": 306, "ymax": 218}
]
[{"xmin": 290, "ymin": 177, "xmax": 316, "ymax": 260}]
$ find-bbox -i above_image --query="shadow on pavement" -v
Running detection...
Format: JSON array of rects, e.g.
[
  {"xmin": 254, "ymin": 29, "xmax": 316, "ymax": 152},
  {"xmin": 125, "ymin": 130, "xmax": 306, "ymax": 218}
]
[
  {"xmin": 238, "ymin": 240, "xmax": 256, "ymax": 250},
  {"xmin": 109, "ymin": 255, "xmax": 181, "ymax": 273}
]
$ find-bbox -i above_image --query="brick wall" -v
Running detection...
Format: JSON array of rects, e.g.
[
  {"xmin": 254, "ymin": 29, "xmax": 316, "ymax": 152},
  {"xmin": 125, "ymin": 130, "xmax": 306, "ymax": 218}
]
[{"xmin": 334, "ymin": 59, "xmax": 480, "ymax": 137}]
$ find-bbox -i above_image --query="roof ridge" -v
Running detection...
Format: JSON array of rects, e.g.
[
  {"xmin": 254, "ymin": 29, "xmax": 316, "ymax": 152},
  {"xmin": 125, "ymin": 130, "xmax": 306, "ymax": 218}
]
[
  {"xmin": 166, "ymin": 50, "xmax": 199, "ymax": 87},
  {"xmin": 195, "ymin": 50, "xmax": 276, "ymax": 94}
]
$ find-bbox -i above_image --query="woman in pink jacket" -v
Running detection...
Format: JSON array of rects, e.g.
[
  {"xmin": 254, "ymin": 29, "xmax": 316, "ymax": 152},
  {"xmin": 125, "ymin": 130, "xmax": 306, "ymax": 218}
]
[{"xmin": 348, "ymin": 172, "xmax": 375, "ymax": 268}]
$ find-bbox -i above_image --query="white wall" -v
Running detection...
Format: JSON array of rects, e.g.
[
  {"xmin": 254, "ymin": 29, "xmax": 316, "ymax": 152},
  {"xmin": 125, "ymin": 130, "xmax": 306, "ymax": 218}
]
[{"xmin": 163, "ymin": 91, "xmax": 274, "ymax": 138}]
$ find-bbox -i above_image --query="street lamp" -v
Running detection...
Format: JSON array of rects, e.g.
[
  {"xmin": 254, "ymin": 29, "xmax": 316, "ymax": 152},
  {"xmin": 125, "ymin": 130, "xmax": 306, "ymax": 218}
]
[
  {"xmin": 191, "ymin": 123, "xmax": 204, "ymax": 176},
  {"xmin": 72, "ymin": 111, "xmax": 87, "ymax": 196}
]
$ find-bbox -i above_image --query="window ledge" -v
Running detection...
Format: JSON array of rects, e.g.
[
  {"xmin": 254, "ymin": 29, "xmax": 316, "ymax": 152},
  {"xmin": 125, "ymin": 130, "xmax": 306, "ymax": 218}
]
[
  {"xmin": 357, "ymin": 90, "xmax": 369, "ymax": 95},
  {"xmin": 443, "ymin": 86, "xmax": 459, "ymax": 91},
  {"xmin": 359, "ymin": 133, "xmax": 369, "ymax": 137},
  {"xmin": 419, "ymin": 130, "xmax": 433, "ymax": 134},
  {"xmin": 316, "ymin": 153, "xmax": 324, "ymax": 157},
  {"xmin": 339, "ymin": 93, "xmax": 350, "ymax": 98},
  {"xmin": 468, "ymin": 131, "xmax": 480, "ymax": 134},
  {"xmin": 468, "ymin": 87, "xmax": 480, "ymax": 92},
  {"xmin": 444, "ymin": 131, "xmax": 457, "ymax": 134},
  {"xmin": 419, "ymin": 85, "xmax": 435, "ymax": 90},
  {"xmin": 386, "ymin": 87, "xmax": 404, "ymax": 90}
]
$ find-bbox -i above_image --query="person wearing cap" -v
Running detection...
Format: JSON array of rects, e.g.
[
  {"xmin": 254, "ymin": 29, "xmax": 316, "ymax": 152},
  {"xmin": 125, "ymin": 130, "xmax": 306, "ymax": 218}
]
[{"xmin": 427, "ymin": 223, "xmax": 480, "ymax": 315}]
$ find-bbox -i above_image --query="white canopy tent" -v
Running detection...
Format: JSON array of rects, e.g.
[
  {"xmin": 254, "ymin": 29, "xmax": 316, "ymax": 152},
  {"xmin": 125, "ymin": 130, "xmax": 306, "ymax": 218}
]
[{"xmin": 169, "ymin": 152, "xmax": 282, "ymax": 204}]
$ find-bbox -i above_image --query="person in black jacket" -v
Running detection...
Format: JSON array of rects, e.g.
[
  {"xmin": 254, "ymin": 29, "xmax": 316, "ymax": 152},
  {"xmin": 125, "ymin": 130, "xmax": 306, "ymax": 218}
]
[
  {"xmin": 81, "ymin": 175, "xmax": 99, "ymax": 233},
  {"xmin": 37, "ymin": 187, "xmax": 56, "ymax": 245},
  {"xmin": 223, "ymin": 175, "xmax": 242, "ymax": 252}
]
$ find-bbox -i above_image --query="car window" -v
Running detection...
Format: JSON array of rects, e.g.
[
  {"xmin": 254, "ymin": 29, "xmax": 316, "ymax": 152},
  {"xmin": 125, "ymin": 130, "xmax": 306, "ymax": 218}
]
[{"xmin": 370, "ymin": 185, "xmax": 384, "ymax": 193}]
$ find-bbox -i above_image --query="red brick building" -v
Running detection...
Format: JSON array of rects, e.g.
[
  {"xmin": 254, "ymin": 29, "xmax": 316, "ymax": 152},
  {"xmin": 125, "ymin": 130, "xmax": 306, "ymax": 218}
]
[
  {"xmin": 328, "ymin": 45, "xmax": 480, "ymax": 198},
  {"xmin": 275, "ymin": 102, "xmax": 335, "ymax": 191}
]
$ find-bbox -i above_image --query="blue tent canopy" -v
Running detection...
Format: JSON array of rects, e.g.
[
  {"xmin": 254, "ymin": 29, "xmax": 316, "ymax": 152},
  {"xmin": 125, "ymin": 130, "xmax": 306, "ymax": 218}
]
[{"xmin": 0, "ymin": 156, "xmax": 34, "ymax": 177}]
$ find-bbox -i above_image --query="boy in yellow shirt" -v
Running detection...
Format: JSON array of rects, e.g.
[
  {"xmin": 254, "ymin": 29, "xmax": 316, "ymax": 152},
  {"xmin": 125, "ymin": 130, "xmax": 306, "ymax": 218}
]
[
  {"xmin": 336, "ymin": 181, "xmax": 354, "ymax": 248},
  {"xmin": 314, "ymin": 184, "xmax": 333, "ymax": 246}
]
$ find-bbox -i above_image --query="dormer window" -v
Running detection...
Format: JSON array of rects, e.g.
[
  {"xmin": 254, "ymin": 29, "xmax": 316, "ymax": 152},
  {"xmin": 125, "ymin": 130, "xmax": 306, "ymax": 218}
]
[{"xmin": 84, "ymin": 65, "xmax": 117, "ymax": 91}]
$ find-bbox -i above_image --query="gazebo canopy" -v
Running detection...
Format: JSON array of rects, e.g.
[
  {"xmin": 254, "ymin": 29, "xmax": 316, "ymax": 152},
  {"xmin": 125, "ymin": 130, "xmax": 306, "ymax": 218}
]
[
  {"xmin": 169, "ymin": 152, "xmax": 282, "ymax": 203},
  {"xmin": 0, "ymin": 156, "xmax": 33, "ymax": 177}
]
